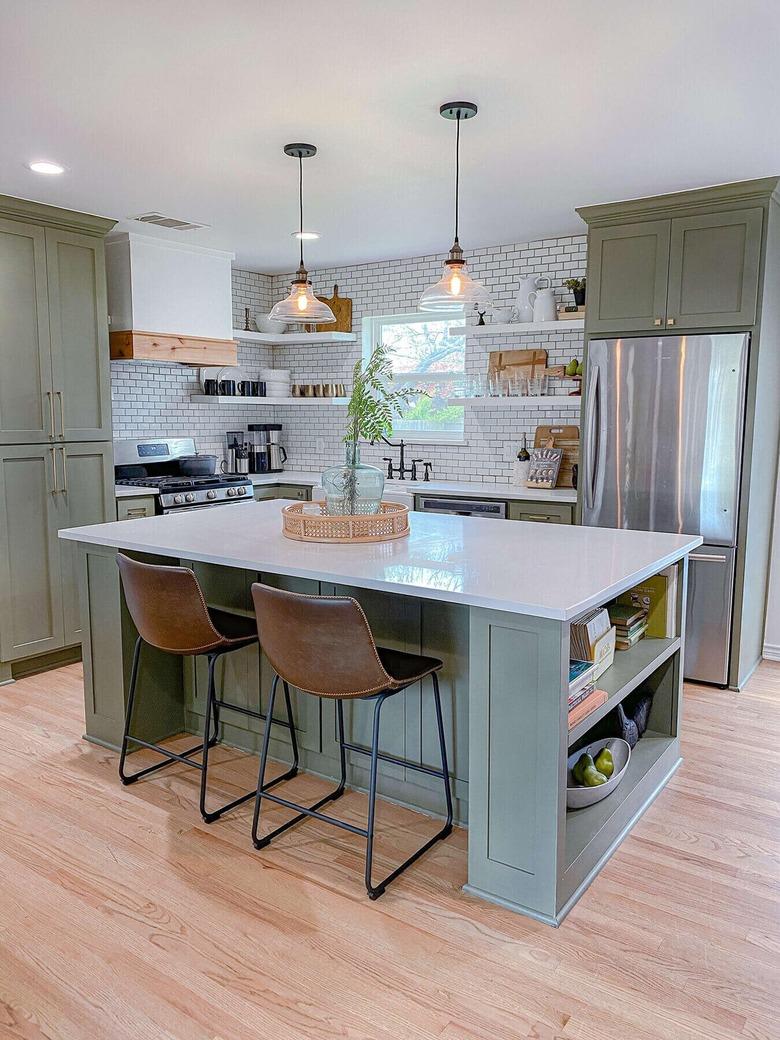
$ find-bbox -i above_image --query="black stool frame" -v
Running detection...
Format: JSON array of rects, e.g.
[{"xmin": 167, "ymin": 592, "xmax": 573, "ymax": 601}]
[
  {"xmin": 251, "ymin": 671, "xmax": 453, "ymax": 899},
  {"xmin": 119, "ymin": 636, "xmax": 299, "ymax": 822}
]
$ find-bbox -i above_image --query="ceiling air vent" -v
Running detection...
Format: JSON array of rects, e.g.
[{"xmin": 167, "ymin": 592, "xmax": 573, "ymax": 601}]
[{"xmin": 131, "ymin": 212, "xmax": 210, "ymax": 231}]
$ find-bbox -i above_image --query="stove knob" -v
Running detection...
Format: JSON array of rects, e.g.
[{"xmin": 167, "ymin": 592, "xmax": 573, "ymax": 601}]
[
  {"xmin": 237, "ymin": 485, "xmax": 247, "ymax": 496},
  {"xmin": 206, "ymin": 489, "xmax": 217, "ymax": 500},
  {"xmin": 173, "ymin": 494, "xmax": 184, "ymax": 505},
  {"xmin": 185, "ymin": 492, "xmax": 195, "ymax": 503},
  {"xmin": 227, "ymin": 487, "xmax": 237, "ymax": 497}
]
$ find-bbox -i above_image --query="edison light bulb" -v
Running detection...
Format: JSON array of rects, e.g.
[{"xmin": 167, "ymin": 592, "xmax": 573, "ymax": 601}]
[
  {"xmin": 449, "ymin": 272, "xmax": 462, "ymax": 296},
  {"xmin": 297, "ymin": 292, "xmax": 308, "ymax": 311}
]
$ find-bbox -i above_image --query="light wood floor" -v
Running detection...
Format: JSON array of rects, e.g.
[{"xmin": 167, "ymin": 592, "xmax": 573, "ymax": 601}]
[{"xmin": 1, "ymin": 663, "xmax": 779, "ymax": 1040}]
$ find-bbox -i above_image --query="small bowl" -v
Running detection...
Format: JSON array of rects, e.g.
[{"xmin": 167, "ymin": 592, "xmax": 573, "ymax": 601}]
[
  {"xmin": 566, "ymin": 737, "xmax": 631, "ymax": 810},
  {"xmin": 254, "ymin": 315, "xmax": 288, "ymax": 335}
]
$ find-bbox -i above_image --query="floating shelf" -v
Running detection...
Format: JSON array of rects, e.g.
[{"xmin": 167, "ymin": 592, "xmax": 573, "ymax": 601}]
[
  {"xmin": 447, "ymin": 396, "xmax": 582, "ymax": 409},
  {"xmin": 191, "ymin": 395, "xmax": 348, "ymax": 406},
  {"xmin": 449, "ymin": 319, "xmax": 585, "ymax": 336},
  {"xmin": 233, "ymin": 329, "xmax": 356, "ymax": 345},
  {"xmin": 567, "ymin": 636, "xmax": 681, "ymax": 748}
]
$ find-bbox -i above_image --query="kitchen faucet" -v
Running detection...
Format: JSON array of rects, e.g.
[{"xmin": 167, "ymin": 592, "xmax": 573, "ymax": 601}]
[{"xmin": 380, "ymin": 437, "xmax": 432, "ymax": 481}]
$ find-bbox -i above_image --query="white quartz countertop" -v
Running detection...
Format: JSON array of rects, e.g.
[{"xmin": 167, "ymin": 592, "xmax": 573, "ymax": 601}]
[
  {"xmin": 114, "ymin": 472, "xmax": 577, "ymax": 504},
  {"xmin": 62, "ymin": 500, "xmax": 700, "ymax": 620}
]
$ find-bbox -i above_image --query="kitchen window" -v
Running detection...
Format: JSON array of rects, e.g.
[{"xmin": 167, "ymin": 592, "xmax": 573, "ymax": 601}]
[{"xmin": 362, "ymin": 311, "xmax": 465, "ymax": 443}]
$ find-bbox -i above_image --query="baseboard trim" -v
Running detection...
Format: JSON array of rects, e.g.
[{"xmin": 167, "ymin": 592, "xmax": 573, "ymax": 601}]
[{"xmin": 763, "ymin": 643, "xmax": 780, "ymax": 662}]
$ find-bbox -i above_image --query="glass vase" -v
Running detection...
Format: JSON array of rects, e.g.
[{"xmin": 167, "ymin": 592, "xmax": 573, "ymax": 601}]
[{"xmin": 321, "ymin": 442, "xmax": 384, "ymax": 516}]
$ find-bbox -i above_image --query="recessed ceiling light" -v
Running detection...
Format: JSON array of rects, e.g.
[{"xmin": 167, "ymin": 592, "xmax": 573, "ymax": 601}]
[
  {"xmin": 292, "ymin": 230, "xmax": 320, "ymax": 241},
  {"xmin": 27, "ymin": 160, "xmax": 66, "ymax": 175}
]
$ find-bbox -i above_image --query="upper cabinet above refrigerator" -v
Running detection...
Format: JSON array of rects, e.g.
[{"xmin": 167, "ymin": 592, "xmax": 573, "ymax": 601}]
[{"xmin": 579, "ymin": 202, "xmax": 763, "ymax": 335}]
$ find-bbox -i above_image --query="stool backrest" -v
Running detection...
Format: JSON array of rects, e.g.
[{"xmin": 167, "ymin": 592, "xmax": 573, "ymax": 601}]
[
  {"xmin": 117, "ymin": 553, "xmax": 223, "ymax": 655},
  {"xmin": 251, "ymin": 582, "xmax": 393, "ymax": 698}
]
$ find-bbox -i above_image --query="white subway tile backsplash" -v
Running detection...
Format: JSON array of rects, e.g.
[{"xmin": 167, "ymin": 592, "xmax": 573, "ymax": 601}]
[{"xmin": 111, "ymin": 233, "xmax": 586, "ymax": 484}]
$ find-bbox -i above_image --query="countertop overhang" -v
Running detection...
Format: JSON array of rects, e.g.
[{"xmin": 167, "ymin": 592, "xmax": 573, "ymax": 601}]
[{"xmin": 61, "ymin": 500, "xmax": 702, "ymax": 621}]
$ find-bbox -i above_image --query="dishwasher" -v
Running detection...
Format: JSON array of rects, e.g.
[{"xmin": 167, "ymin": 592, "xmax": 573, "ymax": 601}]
[{"xmin": 416, "ymin": 495, "xmax": 506, "ymax": 519}]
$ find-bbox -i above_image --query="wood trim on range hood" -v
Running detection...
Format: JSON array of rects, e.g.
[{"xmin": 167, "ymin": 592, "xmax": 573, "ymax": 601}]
[{"xmin": 109, "ymin": 330, "xmax": 237, "ymax": 365}]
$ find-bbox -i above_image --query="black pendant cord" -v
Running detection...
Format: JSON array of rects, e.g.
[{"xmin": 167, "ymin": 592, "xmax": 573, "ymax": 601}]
[
  {"xmin": 453, "ymin": 113, "xmax": 461, "ymax": 246},
  {"xmin": 298, "ymin": 156, "xmax": 305, "ymax": 269}
]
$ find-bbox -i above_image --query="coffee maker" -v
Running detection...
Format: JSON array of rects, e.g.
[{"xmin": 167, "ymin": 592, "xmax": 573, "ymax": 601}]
[{"xmin": 248, "ymin": 424, "xmax": 287, "ymax": 473}]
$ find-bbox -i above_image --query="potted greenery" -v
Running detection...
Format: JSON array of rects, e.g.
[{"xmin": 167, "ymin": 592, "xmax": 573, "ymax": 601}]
[
  {"xmin": 564, "ymin": 277, "xmax": 586, "ymax": 307},
  {"xmin": 321, "ymin": 343, "xmax": 419, "ymax": 516}
]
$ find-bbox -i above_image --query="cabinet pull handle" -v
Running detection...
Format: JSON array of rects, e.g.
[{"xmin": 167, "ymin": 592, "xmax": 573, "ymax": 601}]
[
  {"xmin": 653, "ymin": 318, "xmax": 663, "ymax": 326},
  {"xmin": 46, "ymin": 391, "xmax": 55, "ymax": 438},
  {"xmin": 59, "ymin": 447, "xmax": 67, "ymax": 493},
  {"xmin": 666, "ymin": 317, "xmax": 676, "ymax": 326},
  {"xmin": 56, "ymin": 391, "xmax": 65, "ymax": 438},
  {"xmin": 48, "ymin": 447, "xmax": 58, "ymax": 494},
  {"xmin": 524, "ymin": 514, "xmax": 554, "ymax": 521}
]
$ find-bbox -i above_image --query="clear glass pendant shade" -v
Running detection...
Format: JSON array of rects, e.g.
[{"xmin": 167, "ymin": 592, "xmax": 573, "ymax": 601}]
[
  {"xmin": 269, "ymin": 269, "xmax": 336, "ymax": 324},
  {"xmin": 419, "ymin": 258, "xmax": 492, "ymax": 311}
]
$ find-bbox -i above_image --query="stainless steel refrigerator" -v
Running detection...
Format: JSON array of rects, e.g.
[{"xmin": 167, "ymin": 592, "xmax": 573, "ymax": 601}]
[{"xmin": 581, "ymin": 334, "xmax": 750, "ymax": 685}]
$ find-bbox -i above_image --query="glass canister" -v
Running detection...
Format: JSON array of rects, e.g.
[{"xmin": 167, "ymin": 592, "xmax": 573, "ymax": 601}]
[{"xmin": 321, "ymin": 442, "xmax": 384, "ymax": 516}]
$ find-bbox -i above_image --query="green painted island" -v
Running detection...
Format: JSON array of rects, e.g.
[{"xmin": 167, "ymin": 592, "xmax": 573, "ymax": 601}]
[{"xmin": 60, "ymin": 500, "xmax": 701, "ymax": 925}]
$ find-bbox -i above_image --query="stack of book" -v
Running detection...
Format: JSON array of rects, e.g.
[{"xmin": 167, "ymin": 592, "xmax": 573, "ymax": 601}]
[
  {"xmin": 616, "ymin": 565, "xmax": 677, "ymax": 638},
  {"xmin": 568, "ymin": 660, "xmax": 608, "ymax": 729},
  {"xmin": 608, "ymin": 603, "xmax": 648, "ymax": 650}
]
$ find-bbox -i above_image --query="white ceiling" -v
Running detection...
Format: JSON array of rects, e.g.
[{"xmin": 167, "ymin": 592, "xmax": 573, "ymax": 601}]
[{"xmin": 2, "ymin": 1, "xmax": 779, "ymax": 272}]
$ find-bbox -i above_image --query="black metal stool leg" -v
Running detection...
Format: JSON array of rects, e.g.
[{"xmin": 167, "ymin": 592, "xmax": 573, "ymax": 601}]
[
  {"xmin": 282, "ymin": 680, "xmax": 300, "ymax": 775},
  {"xmin": 335, "ymin": 698, "xmax": 347, "ymax": 798},
  {"xmin": 432, "ymin": 671, "xmax": 454, "ymax": 832},
  {"xmin": 251, "ymin": 674, "xmax": 279, "ymax": 846},
  {"xmin": 365, "ymin": 692, "xmax": 389, "ymax": 899},
  {"xmin": 199, "ymin": 653, "xmax": 218, "ymax": 821},
  {"xmin": 118, "ymin": 636, "xmax": 143, "ymax": 784}
]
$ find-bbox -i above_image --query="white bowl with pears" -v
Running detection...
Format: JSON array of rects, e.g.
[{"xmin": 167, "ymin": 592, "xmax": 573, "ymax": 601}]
[{"xmin": 566, "ymin": 737, "xmax": 631, "ymax": 810}]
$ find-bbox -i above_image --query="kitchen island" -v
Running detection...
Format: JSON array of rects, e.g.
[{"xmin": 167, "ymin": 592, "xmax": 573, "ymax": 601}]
[{"xmin": 60, "ymin": 501, "xmax": 701, "ymax": 925}]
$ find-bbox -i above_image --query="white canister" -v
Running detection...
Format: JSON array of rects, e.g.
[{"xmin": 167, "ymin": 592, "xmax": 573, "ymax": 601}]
[
  {"xmin": 515, "ymin": 275, "xmax": 549, "ymax": 322},
  {"xmin": 511, "ymin": 459, "xmax": 531, "ymax": 486}
]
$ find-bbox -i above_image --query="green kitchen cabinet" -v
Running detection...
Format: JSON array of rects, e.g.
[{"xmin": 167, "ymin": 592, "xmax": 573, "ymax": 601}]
[
  {"xmin": 0, "ymin": 441, "xmax": 115, "ymax": 663},
  {"xmin": 585, "ymin": 220, "xmax": 671, "ymax": 334},
  {"xmin": 0, "ymin": 444, "xmax": 64, "ymax": 660},
  {"xmin": 117, "ymin": 496, "xmax": 157, "ymax": 521},
  {"xmin": 55, "ymin": 442, "xmax": 116, "ymax": 646},
  {"xmin": 0, "ymin": 218, "xmax": 55, "ymax": 443},
  {"xmin": 665, "ymin": 208, "xmax": 762, "ymax": 329},
  {"xmin": 45, "ymin": 228, "xmax": 113, "ymax": 440},
  {"xmin": 579, "ymin": 198, "xmax": 764, "ymax": 335},
  {"xmin": 508, "ymin": 501, "xmax": 574, "ymax": 524}
]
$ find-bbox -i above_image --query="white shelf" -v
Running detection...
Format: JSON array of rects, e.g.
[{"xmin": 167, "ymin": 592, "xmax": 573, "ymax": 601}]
[
  {"xmin": 449, "ymin": 319, "xmax": 585, "ymax": 336},
  {"xmin": 447, "ymin": 396, "xmax": 582, "ymax": 409},
  {"xmin": 233, "ymin": 329, "xmax": 356, "ymax": 345},
  {"xmin": 191, "ymin": 395, "xmax": 348, "ymax": 406}
]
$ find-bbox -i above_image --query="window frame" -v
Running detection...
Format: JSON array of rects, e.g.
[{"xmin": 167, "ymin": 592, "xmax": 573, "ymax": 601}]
[{"xmin": 361, "ymin": 309, "xmax": 466, "ymax": 445}]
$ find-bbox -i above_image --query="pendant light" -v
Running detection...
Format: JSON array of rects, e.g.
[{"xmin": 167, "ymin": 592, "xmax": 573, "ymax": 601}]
[
  {"xmin": 269, "ymin": 144, "xmax": 335, "ymax": 324},
  {"xmin": 419, "ymin": 102, "xmax": 492, "ymax": 312}
]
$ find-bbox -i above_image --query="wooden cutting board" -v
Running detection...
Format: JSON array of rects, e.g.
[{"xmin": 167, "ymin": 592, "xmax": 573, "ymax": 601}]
[
  {"xmin": 487, "ymin": 348, "xmax": 548, "ymax": 383},
  {"xmin": 305, "ymin": 284, "xmax": 352, "ymax": 333},
  {"xmin": 534, "ymin": 425, "xmax": 579, "ymax": 488}
]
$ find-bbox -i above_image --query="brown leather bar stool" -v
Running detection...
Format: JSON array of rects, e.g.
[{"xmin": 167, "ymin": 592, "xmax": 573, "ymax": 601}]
[
  {"xmin": 249, "ymin": 582, "xmax": 453, "ymax": 899},
  {"xmin": 116, "ymin": 554, "xmax": 298, "ymax": 822}
]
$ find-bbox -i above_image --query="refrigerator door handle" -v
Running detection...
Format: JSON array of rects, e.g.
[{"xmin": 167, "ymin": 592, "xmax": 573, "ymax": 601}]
[
  {"xmin": 689, "ymin": 552, "xmax": 728, "ymax": 563},
  {"xmin": 584, "ymin": 362, "xmax": 600, "ymax": 512}
]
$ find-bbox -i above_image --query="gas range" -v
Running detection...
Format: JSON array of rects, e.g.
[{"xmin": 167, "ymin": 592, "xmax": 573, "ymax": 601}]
[{"xmin": 115, "ymin": 437, "xmax": 254, "ymax": 514}]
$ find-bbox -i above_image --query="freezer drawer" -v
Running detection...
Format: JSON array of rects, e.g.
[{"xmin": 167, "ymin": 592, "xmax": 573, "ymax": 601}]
[{"xmin": 684, "ymin": 545, "xmax": 736, "ymax": 685}]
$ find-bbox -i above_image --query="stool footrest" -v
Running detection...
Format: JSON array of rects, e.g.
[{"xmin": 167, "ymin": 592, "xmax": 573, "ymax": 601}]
[
  {"xmin": 256, "ymin": 788, "xmax": 368, "ymax": 839},
  {"xmin": 214, "ymin": 698, "xmax": 295, "ymax": 731},
  {"xmin": 123, "ymin": 735, "xmax": 206, "ymax": 772},
  {"xmin": 340, "ymin": 740, "xmax": 448, "ymax": 780}
]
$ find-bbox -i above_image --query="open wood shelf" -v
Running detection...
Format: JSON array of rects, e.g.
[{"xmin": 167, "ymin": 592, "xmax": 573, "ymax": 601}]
[
  {"xmin": 564, "ymin": 731, "xmax": 675, "ymax": 869},
  {"xmin": 449, "ymin": 319, "xmax": 585, "ymax": 336},
  {"xmin": 448, "ymin": 396, "xmax": 581, "ymax": 409},
  {"xmin": 190, "ymin": 395, "xmax": 348, "ymax": 406},
  {"xmin": 233, "ymin": 329, "xmax": 356, "ymax": 345},
  {"xmin": 568, "ymin": 637, "xmax": 680, "ymax": 747}
]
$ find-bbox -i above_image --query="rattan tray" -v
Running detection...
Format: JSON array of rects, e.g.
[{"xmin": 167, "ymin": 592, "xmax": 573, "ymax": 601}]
[{"xmin": 281, "ymin": 501, "xmax": 410, "ymax": 543}]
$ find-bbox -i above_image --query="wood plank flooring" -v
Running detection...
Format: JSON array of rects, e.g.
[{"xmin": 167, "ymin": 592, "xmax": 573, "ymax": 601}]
[{"xmin": 0, "ymin": 661, "xmax": 779, "ymax": 1039}]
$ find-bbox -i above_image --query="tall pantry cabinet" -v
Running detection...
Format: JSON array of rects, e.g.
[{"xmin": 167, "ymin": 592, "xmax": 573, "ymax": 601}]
[{"xmin": 0, "ymin": 196, "xmax": 116, "ymax": 683}]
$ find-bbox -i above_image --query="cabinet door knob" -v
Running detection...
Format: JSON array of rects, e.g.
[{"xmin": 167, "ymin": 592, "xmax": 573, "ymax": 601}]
[
  {"xmin": 666, "ymin": 317, "xmax": 676, "ymax": 326},
  {"xmin": 653, "ymin": 318, "xmax": 663, "ymax": 326}
]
